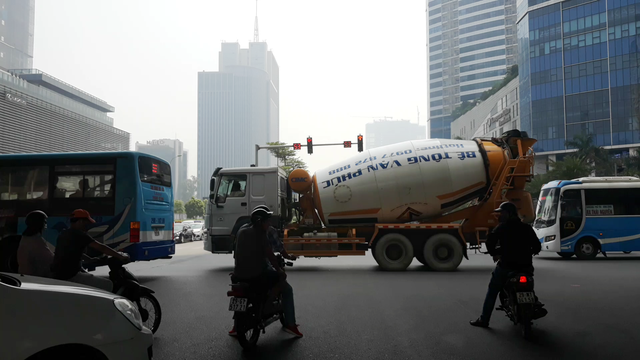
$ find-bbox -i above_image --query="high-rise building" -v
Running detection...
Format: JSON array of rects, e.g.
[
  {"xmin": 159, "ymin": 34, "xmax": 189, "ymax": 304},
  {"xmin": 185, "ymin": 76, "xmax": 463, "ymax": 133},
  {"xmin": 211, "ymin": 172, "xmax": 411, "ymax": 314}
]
[
  {"xmin": 197, "ymin": 41, "xmax": 279, "ymax": 198},
  {"xmin": 135, "ymin": 139, "xmax": 188, "ymax": 202},
  {"xmin": 365, "ymin": 119, "xmax": 427, "ymax": 149},
  {"xmin": 1, "ymin": 69, "xmax": 129, "ymax": 153},
  {"xmin": 0, "ymin": 1, "xmax": 129, "ymax": 155},
  {"xmin": 518, "ymin": 0, "xmax": 640, "ymax": 169},
  {"xmin": 0, "ymin": 0, "xmax": 35, "ymax": 71},
  {"xmin": 427, "ymin": 0, "xmax": 518, "ymax": 139}
]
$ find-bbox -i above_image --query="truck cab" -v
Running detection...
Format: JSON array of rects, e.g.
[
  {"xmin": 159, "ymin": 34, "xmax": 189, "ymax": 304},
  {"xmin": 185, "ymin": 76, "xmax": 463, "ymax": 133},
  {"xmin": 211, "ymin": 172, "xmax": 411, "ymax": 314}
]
[{"xmin": 204, "ymin": 166, "xmax": 291, "ymax": 253}]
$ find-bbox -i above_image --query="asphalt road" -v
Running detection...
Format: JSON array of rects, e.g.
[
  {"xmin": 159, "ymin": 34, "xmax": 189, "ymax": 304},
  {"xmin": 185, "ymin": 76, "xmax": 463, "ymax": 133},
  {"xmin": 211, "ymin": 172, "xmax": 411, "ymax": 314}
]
[{"xmin": 95, "ymin": 242, "xmax": 640, "ymax": 360}]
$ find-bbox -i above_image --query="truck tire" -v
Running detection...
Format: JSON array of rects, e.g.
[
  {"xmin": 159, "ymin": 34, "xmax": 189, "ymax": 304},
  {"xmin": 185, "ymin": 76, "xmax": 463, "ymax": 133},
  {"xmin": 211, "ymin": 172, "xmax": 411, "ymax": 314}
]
[
  {"xmin": 373, "ymin": 233, "xmax": 414, "ymax": 271},
  {"xmin": 423, "ymin": 233, "xmax": 463, "ymax": 271}
]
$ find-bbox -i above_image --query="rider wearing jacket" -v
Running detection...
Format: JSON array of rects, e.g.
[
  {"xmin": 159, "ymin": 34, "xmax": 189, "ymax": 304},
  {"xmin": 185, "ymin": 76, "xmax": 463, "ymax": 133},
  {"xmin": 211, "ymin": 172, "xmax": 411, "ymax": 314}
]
[
  {"xmin": 470, "ymin": 201, "xmax": 542, "ymax": 328},
  {"xmin": 231, "ymin": 205, "xmax": 303, "ymax": 338}
]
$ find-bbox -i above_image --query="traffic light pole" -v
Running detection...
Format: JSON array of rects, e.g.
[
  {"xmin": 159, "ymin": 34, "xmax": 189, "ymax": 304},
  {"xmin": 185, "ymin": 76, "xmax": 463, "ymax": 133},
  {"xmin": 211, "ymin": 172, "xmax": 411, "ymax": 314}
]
[{"xmin": 254, "ymin": 142, "xmax": 358, "ymax": 166}]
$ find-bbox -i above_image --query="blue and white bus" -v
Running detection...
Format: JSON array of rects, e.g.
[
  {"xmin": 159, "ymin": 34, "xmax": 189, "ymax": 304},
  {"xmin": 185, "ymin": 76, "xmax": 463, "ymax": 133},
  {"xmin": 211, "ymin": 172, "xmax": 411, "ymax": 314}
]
[
  {"xmin": 0, "ymin": 151, "xmax": 175, "ymax": 264},
  {"xmin": 534, "ymin": 177, "xmax": 640, "ymax": 259}
]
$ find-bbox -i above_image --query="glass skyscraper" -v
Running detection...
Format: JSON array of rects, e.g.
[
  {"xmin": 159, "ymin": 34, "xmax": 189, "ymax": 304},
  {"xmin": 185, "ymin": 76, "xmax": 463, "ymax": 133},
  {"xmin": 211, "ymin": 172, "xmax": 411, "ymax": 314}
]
[
  {"xmin": 428, "ymin": 0, "xmax": 518, "ymax": 138},
  {"xmin": 518, "ymin": 0, "xmax": 640, "ymax": 157}
]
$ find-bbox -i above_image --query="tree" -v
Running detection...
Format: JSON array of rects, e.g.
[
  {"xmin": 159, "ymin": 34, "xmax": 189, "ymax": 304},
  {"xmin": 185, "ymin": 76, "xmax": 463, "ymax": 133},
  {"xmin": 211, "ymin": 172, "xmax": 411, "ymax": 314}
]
[
  {"xmin": 174, "ymin": 200, "xmax": 185, "ymax": 214},
  {"xmin": 525, "ymin": 155, "xmax": 592, "ymax": 200},
  {"xmin": 185, "ymin": 197, "xmax": 205, "ymax": 219},
  {"xmin": 183, "ymin": 176, "xmax": 198, "ymax": 201},
  {"xmin": 266, "ymin": 141, "xmax": 308, "ymax": 176},
  {"xmin": 565, "ymin": 133, "xmax": 611, "ymax": 175}
]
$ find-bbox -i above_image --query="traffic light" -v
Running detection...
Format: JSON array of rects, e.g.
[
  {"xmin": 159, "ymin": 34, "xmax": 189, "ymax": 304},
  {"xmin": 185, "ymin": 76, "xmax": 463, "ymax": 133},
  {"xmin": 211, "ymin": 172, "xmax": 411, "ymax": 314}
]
[
  {"xmin": 293, "ymin": 143, "xmax": 301, "ymax": 150},
  {"xmin": 357, "ymin": 135, "xmax": 364, "ymax": 152},
  {"xmin": 343, "ymin": 141, "xmax": 352, "ymax": 148},
  {"xmin": 307, "ymin": 137, "xmax": 313, "ymax": 154}
]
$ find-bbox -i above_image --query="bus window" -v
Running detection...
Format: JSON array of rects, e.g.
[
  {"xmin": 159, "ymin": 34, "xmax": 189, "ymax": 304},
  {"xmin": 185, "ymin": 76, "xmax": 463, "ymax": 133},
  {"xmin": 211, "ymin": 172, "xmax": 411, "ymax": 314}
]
[
  {"xmin": 138, "ymin": 156, "xmax": 171, "ymax": 187},
  {"xmin": 52, "ymin": 163, "xmax": 116, "ymax": 216},
  {"xmin": 0, "ymin": 166, "xmax": 49, "ymax": 200},
  {"xmin": 560, "ymin": 189, "xmax": 583, "ymax": 239},
  {"xmin": 55, "ymin": 175, "xmax": 114, "ymax": 198}
]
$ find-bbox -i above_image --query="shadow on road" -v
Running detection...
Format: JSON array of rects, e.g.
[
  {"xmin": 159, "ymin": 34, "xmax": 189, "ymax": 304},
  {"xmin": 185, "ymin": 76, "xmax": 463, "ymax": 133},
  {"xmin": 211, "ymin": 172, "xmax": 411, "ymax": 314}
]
[
  {"xmin": 537, "ymin": 256, "xmax": 640, "ymax": 262},
  {"xmin": 237, "ymin": 337, "xmax": 301, "ymax": 360}
]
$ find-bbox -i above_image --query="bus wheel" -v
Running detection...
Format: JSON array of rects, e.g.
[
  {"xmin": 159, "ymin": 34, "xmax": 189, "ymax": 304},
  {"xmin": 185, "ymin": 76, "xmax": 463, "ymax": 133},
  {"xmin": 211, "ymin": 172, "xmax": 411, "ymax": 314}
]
[
  {"xmin": 423, "ymin": 234, "xmax": 463, "ymax": 272},
  {"xmin": 575, "ymin": 238, "xmax": 599, "ymax": 260},
  {"xmin": 557, "ymin": 252, "xmax": 574, "ymax": 259},
  {"xmin": 373, "ymin": 233, "xmax": 414, "ymax": 271}
]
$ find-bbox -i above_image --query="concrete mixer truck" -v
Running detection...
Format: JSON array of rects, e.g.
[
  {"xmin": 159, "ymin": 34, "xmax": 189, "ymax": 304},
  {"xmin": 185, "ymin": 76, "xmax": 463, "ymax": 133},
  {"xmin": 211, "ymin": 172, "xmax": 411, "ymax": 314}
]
[{"xmin": 204, "ymin": 130, "xmax": 537, "ymax": 271}]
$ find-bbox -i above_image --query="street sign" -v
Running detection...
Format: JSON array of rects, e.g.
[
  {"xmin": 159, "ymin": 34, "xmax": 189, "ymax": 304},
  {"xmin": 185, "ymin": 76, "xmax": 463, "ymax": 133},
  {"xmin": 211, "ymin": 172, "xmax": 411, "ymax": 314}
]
[
  {"xmin": 293, "ymin": 143, "xmax": 302, "ymax": 150},
  {"xmin": 344, "ymin": 141, "xmax": 352, "ymax": 148}
]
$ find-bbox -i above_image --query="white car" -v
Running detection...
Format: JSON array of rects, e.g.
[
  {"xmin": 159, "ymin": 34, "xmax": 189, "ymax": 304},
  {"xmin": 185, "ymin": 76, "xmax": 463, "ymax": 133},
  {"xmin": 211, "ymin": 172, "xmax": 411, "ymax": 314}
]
[{"xmin": 0, "ymin": 272, "xmax": 154, "ymax": 360}]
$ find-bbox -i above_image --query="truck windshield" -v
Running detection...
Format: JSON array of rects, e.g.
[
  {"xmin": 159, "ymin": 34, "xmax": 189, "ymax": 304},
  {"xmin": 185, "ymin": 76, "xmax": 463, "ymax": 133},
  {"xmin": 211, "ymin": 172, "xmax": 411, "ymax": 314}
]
[{"xmin": 534, "ymin": 188, "xmax": 560, "ymax": 229}]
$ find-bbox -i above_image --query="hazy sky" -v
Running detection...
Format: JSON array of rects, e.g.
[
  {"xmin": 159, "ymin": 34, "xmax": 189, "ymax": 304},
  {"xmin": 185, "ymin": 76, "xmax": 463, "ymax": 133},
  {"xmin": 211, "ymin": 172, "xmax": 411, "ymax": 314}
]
[{"xmin": 34, "ymin": 0, "xmax": 427, "ymax": 177}]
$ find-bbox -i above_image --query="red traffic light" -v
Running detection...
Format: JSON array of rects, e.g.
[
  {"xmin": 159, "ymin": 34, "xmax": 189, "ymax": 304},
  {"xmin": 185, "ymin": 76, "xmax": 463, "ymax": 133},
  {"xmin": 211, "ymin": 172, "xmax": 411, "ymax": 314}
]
[
  {"xmin": 307, "ymin": 137, "xmax": 312, "ymax": 143},
  {"xmin": 357, "ymin": 135, "xmax": 363, "ymax": 141},
  {"xmin": 293, "ymin": 143, "xmax": 301, "ymax": 150},
  {"xmin": 344, "ymin": 141, "xmax": 352, "ymax": 148}
]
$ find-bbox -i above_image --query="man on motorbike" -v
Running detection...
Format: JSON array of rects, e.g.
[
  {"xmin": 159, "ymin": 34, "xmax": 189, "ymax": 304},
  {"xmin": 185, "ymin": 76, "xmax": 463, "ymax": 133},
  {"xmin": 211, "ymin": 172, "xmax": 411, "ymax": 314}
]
[
  {"xmin": 50, "ymin": 209, "xmax": 130, "ymax": 292},
  {"xmin": 230, "ymin": 205, "xmax": 303, "ymax": 338},
  {"xmin": 17, "ymin": 210, "xmax": 54, "ymax": 278},
  {"xmin": 470, "ymin": 202, "xmax": 543, "ymax": 328}
]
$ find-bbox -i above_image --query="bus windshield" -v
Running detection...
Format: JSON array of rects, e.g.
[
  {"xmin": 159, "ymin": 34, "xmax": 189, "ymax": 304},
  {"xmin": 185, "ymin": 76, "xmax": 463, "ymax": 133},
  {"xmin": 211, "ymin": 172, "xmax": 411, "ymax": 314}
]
[{"xmin": 534, "ymin": 188, "xmax": 560, "ymax": 229}]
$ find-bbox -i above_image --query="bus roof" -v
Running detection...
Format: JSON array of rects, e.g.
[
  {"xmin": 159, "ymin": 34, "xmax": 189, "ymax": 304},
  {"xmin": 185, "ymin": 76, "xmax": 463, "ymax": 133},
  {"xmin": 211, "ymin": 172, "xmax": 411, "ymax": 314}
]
[
  {"xmin": 542, "ymin": 176, "xmax": 640, "ymax": 189},
  {"xmin": 0, "ymin": 151, "xmax": 168, "ymax": 164}
]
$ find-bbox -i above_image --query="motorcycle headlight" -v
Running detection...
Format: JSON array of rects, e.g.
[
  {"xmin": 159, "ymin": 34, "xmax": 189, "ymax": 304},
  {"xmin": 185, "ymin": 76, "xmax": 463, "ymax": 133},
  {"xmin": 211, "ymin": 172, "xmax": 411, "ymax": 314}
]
[{"xmin": 114, "ymin": 298, "xmax": 143, "ymax": 330}]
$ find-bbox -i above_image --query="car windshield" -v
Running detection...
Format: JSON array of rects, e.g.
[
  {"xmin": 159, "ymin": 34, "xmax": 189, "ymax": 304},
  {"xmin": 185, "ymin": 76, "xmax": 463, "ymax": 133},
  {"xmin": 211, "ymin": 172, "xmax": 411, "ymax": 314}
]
[
  {"xmin": 191, "ymin": 224, "xmax": 203, "ymax": 230},
  {"xmin": 534, "ymin": 188, "xmax": 560, "ymax": 229}
]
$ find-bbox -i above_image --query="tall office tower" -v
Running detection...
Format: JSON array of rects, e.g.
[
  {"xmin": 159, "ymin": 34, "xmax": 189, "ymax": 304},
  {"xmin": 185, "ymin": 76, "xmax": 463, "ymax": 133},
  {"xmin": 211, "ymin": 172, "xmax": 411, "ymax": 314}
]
[
  {"xmin": 0, "ymin": 0, "xmax": 35, "ymax": 71},
  {"xmin": 427, "ymin": 0, "xmax": 518, "ymax": 138},
  {"xmin": 518, "ymin": 0, "xmax": 640, "ymax": 170},
  {"xmin": 197, "ymin": 41, "xmax": 279, "ymax": 198}
]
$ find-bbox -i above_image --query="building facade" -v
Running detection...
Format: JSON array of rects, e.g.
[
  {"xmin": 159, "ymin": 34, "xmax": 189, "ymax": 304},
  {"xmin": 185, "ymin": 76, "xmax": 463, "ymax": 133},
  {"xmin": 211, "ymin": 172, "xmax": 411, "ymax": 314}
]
[
  {"xmin": 0, "ymin": 69, "xmax": 129, "ymax": 154},
  {"xmin": 427, "ymin": 0, "xmax": 518, "ymax": 138},
  {"xmin": 0, "ymin": 0, "xmax": 35, "ymax": 71},
  {"xmin": 197, "ymin": 41, "xmax": 279, "ymax": 198},
  {"xmin": 365, "ymin": 119, "xmax": 427, "ymax": 149},
  {"xmin": 518, "ymin": 0, "xmax": 640, "ymax": 169},
  {"xmin": 451, "ymin": 77, "xmax": 520, "ymax": 139},
  {"xmin": 135, "ymin": 139, "xmax": 188, "ymax": 202}
]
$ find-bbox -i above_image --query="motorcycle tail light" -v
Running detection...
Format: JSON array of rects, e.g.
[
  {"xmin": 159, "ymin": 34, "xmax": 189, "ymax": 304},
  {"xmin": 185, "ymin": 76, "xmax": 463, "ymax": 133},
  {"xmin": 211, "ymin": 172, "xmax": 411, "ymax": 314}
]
[
  {"xmin": 227, "ymin": 290, "xmax": 243, "ymax": 297},
  {"xmin": 519, "ymin": 276, "xmax": 528, "ymax": 283}
]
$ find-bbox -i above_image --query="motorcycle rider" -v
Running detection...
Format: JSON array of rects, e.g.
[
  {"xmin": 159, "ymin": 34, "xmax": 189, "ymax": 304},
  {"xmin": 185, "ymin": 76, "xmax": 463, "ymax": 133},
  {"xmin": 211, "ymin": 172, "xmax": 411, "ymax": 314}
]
[
  {"xmin": 50, "ymin": 209, "xmax": 130, "ymax": 292},
  {"xmin": 16, "ymin": 210, "xmax": 54, "ymax": 278},
  {"xmin": 231, "ymin": 205, "xmax": 303, "ymax": 338},
  {"xmin": 470, "ymin": 201, "xmax": 544, "ymax": 328}
]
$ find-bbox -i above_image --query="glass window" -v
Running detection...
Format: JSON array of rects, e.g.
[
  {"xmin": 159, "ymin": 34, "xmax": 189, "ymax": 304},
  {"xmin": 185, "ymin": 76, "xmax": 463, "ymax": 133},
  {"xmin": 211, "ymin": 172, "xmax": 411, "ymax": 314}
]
[
  {"xmin": 534, "ymin": 188, "xmax": 560, "ymax": 229},
  {"xmin": 215, "ymin": 175, "xmax": 248, "ymax": 203},
  {"xmin": 0, "ymin": 166, "xmax": 49, "ymax": 201},
  {"xmin": 138, "ymin": 156, "xmax": 171, "ymax": 187},
  {"xmin": 584, "ymin": 188, "xmax": 640, "ymax": 215}
]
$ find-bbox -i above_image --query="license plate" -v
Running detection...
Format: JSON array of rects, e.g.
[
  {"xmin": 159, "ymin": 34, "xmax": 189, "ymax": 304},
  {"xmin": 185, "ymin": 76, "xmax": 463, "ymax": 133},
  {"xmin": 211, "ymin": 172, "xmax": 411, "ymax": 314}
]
[
  {"xmin": 516, "ymin": 292, "xmax": 535, "ymax": 304},
  {"xmin": 154, "ymin": 228, "xmax": 160, "ymax": 236},
  {"xmin": 229, "ymin": 298, "xmax": 248, "ymax": 312}
]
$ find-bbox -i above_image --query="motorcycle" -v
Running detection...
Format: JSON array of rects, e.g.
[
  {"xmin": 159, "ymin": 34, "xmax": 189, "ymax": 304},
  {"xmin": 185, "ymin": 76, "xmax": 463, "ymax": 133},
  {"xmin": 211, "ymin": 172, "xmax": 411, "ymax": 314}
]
[
  {"xmin": 86, "ymin": 255, "xmax": 162, "ymax": 334},
  {"xmin": 227, "ymin": 254, "xmax": 293, "ymax": 350},
  {"xmin": 496, "ymin": 272, "xmax": 547, "ymax": 339}
]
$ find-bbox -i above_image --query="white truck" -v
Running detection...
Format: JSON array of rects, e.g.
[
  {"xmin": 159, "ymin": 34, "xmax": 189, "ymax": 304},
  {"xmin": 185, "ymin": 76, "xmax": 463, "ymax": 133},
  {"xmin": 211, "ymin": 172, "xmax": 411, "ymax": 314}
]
[{"xmin": 204, "ymin": 130, "xmax": 537, "ymax": 271}]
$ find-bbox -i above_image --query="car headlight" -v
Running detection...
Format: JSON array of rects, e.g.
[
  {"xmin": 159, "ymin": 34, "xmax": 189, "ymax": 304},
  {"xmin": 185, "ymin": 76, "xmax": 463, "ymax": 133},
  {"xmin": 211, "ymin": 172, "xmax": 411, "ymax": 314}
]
[{"xmin": 114, "ymin": 298, "xmax": 143, "ymax": 330}]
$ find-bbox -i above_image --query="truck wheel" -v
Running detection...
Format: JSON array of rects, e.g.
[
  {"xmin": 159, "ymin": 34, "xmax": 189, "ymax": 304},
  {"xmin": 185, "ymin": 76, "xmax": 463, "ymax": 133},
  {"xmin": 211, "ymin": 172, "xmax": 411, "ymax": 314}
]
[
  {"xmin": 575, "ymin": 238, "xmax": 599, "ymax": 260},
  {"xmin": 373, "ymin": 233, "xmax": 414, "ymax": 271},
  {"xmin": 423, "ymin": 234, "xmax": 463, "ymax": 271}
]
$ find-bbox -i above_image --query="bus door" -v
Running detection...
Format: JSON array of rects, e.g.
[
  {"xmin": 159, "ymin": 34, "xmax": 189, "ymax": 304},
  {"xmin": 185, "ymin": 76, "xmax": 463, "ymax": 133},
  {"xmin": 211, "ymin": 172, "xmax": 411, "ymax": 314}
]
[{"xmin": 559, "ymin": 189, "xmax": 583, "ymax": 242}]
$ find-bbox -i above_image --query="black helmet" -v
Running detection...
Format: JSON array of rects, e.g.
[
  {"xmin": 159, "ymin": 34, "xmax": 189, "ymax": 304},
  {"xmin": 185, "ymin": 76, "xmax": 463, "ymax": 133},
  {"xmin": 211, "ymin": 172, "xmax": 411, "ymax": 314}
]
[
  {"xmin": 25, "ymin": 210, "xmax": 48, "ymax": 228},
  {"xmin": 23, "ymin": 210, "xmax": 48, "ymax": 236},
  {"xmin": 251, "ymin": 205, "xmax": 273, "ymax": 224},
  {"xmin": 493, "ymin": 202, "xmax": 518, "ymax": 216}
]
